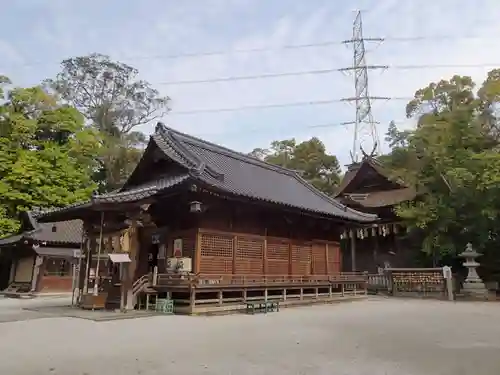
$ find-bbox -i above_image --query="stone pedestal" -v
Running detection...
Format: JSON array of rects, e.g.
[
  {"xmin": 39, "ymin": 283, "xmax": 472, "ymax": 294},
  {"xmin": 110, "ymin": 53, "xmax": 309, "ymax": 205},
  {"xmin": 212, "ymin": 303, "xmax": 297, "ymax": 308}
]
[{"xmin": 458, "ymin": 243, "xmax": 489, "ymax": 299}]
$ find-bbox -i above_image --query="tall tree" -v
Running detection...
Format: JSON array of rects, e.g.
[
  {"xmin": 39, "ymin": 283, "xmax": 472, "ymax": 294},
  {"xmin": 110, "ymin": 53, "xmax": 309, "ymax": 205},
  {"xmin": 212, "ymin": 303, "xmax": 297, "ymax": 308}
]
[
  {"xmin": 386, "ymin": 71, "xmax": 500, "ymax": 268},
  {"xmin": 0, "ymin": 78, "xmax": 100, "ymax": 236},
  {"xmin": 45, "ymin": 53, "xmax": 170, "ymax": 191},
  {"xmin": 250, "ymin": 138, "xmax": 341, "ymax": 195}
]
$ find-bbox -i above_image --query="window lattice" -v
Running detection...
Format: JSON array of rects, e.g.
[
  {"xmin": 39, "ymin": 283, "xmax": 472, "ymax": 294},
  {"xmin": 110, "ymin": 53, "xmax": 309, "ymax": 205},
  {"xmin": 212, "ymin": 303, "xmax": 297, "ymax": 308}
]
[
  {"xmin": 236, "ymin": 237, "xmax": 264, "ymax": 259},
  {"xmin": 201, "ymin": 233, "xmax": 233, "ymax": 258},
  {"xmin": 267, "ymin": 241, "xmax": 289, "ymax": 260},
  {"xmin": 291, "ymin": 244, "xmax": 311, "ymax": 262}
]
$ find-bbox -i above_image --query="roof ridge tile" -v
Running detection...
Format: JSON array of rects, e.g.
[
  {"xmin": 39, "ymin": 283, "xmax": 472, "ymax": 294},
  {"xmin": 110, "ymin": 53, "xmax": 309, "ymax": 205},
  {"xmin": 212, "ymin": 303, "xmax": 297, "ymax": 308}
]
[{"xmin": 159, "ymin": 124, "xmax": 298, "ymax": 176}]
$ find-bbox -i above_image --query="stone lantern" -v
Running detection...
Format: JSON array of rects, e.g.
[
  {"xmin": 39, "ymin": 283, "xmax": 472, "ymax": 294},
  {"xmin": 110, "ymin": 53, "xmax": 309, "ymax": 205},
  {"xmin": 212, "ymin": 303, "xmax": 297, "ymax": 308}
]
[{"xmin": 458, "ymin": 243, "xmax": 488, "ymax": 298}]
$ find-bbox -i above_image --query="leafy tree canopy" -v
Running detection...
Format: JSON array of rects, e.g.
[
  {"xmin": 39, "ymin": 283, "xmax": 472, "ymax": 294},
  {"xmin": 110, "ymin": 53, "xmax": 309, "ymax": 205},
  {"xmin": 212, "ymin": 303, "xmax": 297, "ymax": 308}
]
[
  {"xmin": 45, "ymin": 53, "xmax": 169, "ymax": 192},
  {"xmin": 0, "ymin": 78, "xmax": 100, "ymax": 236},
  {"xmin": 384, "ymin": 70, "xmax": 500, "ymax": 266},
  {"xmin": 250, "ymin": 138, "xmax": 342, "ymax": 196}
]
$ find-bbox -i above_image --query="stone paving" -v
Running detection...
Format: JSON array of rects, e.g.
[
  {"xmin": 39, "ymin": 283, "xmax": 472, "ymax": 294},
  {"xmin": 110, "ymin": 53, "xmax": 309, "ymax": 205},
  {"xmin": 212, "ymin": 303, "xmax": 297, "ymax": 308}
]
[{"xmin": 0, "ymin": 297, "xmax": 499, "ymax": 375}]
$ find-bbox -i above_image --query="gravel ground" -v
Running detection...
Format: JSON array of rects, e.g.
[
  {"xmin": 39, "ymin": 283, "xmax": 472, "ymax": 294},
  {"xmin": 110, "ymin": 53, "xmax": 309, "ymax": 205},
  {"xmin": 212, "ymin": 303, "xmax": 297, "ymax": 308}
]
[{"xmin": 0, "ymin": 297, "xmax": 499, "ymax": 375}]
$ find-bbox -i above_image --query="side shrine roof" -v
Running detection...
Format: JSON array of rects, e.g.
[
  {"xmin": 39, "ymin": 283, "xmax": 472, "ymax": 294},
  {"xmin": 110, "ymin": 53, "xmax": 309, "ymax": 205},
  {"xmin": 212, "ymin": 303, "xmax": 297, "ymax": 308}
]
[
  {"xmin": 36, "ymin": 123, "xmax": 378, "ymax": 223},
  {"xmin": 335, "ymin": 157, "xmax": 416, "ymax": 208},
  {"xmin": 0, "ymin": 211, "xmax": 82, "ymax": 247}
]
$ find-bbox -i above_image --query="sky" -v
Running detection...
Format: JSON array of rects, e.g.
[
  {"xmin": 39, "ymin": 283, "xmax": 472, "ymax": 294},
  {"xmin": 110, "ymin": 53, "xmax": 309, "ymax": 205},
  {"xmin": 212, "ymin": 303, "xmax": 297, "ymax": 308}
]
[{"xmin": 1, "ymin": 0, "xmax": 500, "ymax": 167}]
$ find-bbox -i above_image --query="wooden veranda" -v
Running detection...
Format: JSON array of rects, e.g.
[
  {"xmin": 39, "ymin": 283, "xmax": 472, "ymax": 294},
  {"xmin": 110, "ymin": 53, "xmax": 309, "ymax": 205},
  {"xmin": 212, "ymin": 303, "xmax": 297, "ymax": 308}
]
[{"xmin": 136, "ymin": 272, "xmax": 368, "ymax": 314}]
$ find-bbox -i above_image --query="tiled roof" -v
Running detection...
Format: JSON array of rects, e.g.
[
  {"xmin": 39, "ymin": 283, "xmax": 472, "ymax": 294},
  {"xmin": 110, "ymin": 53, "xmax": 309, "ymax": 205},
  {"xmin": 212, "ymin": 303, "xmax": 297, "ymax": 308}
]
[
  {"xmin": 32, "ymin": 220, "xmax": 82, "ymax": 244},
  {"xmin": 35, "ymin": 123, "xmax": 377, "ymax": 224},
  {"xmin": 34, "ymin": 174, "xmax": 189, "ymax": 220},
  {"xmin": 335, "ymin": 157, "xmax": 415, "ymax": 208},
  {"xmin": 336, "ymin": 157, "xmax": 407, "ymax": 196},
  {"xmin": 0, "ymin": 215, "xmax": 82, "ymax": 247},
  {"xmin": 151, "ymin": 124, "xmax": 377, "ymax": 222}
]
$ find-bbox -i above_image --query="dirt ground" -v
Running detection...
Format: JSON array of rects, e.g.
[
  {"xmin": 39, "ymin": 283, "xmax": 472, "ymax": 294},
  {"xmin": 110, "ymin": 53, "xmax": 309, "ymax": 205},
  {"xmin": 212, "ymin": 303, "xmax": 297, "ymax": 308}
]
[{"xmin": 0, "ymin": 297, "xmax": 499, "ymax": 375}]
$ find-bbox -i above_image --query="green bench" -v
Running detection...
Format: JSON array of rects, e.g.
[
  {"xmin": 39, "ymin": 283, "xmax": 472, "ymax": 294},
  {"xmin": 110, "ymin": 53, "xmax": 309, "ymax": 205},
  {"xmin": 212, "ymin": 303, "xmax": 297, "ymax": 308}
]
[
  {"xmin": 146, "ymin": 297, "xmax": 174, "ymax": 314},
  {"xmin": 246, "ymin": 300, "xmax": 280, "ymax": 314}
]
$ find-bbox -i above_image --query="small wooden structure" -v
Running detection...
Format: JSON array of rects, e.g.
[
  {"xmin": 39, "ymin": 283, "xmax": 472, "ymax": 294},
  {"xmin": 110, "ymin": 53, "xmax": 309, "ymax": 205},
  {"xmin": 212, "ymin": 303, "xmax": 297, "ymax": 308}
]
[
  {"xmin": 35, "ymin": 123, "xmax": 375, "ymax": 314},
  {"xmin": 0, "ymin": 212, "xmax": 82, "ymax": 295},
  {"xmin": 336, "ymin": 156, "xmax": 417, "ymax": 273}
]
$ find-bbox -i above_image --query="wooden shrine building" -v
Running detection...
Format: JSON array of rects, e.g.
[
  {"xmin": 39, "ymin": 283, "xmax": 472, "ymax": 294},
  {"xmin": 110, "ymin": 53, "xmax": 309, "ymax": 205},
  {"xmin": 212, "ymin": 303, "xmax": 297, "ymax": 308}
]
[
  {"xmin": 335, "ymin": 156, "xmax": 416, "ymax": 273},
  {"xmin": 0, "ymin": 211, "xmax": 82, "ymax": 295},
  {"xmin": 35, "ymin": 123, "xmax": 376, "ymax": 314}
]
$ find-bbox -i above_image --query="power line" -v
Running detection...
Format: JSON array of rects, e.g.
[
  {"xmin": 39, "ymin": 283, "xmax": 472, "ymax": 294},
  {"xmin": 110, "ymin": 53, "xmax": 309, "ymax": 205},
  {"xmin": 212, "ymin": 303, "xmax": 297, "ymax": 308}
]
[
  {"xmin": 169, "ymin": 96, "xmax": 411, "ymax": 115},
  {"xmin": 158, "ymin": 63, "xmax": 500, "ymax": 86},
  {"xmin": 0, "ymin": 35, "xmax": 496, "ymax": 70},
  {"xmin": 191, "ymin": 118, "xmax": 413, "ymax": 137},
  {"xmin": 159, "ymin": 68, "xmax": 339, "ymax": 85}
]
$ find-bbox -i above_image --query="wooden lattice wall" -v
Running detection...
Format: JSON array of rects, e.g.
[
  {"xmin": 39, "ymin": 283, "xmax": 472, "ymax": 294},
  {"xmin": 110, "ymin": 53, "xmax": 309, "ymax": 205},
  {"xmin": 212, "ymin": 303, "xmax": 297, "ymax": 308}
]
[{"xmin": 198, "ymin": 229, "xmax": 341, "ymax": 275}]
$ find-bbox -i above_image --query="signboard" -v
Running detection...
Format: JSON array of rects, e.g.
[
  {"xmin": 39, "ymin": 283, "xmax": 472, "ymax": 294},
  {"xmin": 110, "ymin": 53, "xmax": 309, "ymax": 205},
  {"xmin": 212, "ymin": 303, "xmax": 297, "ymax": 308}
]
[{"xmin": 173, "ymin": 238, "xmax": 183, "ymax": 258}]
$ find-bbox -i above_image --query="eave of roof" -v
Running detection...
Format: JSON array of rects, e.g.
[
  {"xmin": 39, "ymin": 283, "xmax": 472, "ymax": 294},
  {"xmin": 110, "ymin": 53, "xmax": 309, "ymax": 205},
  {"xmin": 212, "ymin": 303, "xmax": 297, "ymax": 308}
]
[
  {"xmin": 34, "ymin": 173, "xmax": 190, "ymax": 223},
  {"xmin": 342, "ymin": 187, "xmax": 416, "ymax": 208}
]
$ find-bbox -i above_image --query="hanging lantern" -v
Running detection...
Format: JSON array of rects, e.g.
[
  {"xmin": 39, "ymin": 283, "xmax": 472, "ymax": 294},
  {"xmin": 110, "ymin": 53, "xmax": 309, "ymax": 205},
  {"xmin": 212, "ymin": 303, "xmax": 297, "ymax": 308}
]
[
  {"xmin": 358, "ymin": 229, "xmax": 364, "ymax": 239},
  {"xmin": 189, "ymin": 201, "xmax": 202, "ymax": 213}
]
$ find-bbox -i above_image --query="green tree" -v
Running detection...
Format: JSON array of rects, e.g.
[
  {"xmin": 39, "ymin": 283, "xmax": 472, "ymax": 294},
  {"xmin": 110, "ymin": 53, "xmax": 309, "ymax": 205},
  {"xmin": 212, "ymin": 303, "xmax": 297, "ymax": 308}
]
[
  {"xmin": 387, "ymin": 71, "xmax": 500, "ymax": 269},
  {"xmin": 251, "ymin": 138, "xmax": 341, "ymax": 195},
  {"xmin": 0, "ymin": 79, "xmax": 100, "ymax": 236},
  {"xmin": 45, "ymin": 53, "xmax": 169, "ymax": 191}
]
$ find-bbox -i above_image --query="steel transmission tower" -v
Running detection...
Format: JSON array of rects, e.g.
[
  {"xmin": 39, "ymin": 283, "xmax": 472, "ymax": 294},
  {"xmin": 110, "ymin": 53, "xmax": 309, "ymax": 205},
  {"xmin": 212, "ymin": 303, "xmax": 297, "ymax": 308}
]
[{"xmin": 340, "ymin": 10, "xmax": 388, "ymax": 163}]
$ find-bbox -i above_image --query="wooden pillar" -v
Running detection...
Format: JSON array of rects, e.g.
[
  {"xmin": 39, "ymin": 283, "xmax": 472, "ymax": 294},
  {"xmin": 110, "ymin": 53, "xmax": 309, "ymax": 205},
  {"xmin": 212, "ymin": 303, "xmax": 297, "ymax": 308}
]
[
  {"xmin": 77, "ymin": 237, "xmax": 87, "ymax": 297},
  {"xmin": 373, "ymin": 230, "xmax": 379, "ymax": 271},
  {"xmin": 263, "ymin": 228, "xmax": 268, "ymax": 275},
  {"xmin": 325, "ymin": 243, "xmax": 330, "ymax": 274},
  {"xmin": 232, "ymin": 235, "xmax": 237, "ymax": 274},
  {"xmin": 350, "ymin": 231, "xmax": 357, "ymax": 272},
  {"xmin": 83, "ymin": 237, "xmax": 92, "ymax": 294},
  {"xmin": 195, "ymin": 229, "xmax": 202, "ymax": 274},
  {"xmin": 126, "ymin": 220, "xmax": 140, "ymax": 310}
]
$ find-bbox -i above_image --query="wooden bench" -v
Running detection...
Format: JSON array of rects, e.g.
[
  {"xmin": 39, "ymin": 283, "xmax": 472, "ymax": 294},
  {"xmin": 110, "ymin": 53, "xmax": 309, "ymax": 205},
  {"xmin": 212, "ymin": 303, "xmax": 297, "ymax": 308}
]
[{"xmin": 246, "ymin": 300, "xmax": 280, "ymax": 314}]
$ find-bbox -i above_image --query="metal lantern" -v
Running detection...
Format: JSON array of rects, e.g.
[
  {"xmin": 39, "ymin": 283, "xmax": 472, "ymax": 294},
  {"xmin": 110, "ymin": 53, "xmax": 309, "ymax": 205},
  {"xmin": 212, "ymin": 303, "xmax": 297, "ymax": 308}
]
[{"xmin": 189, "ymin": 201, "xmax": 202, "ymax": 213}]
